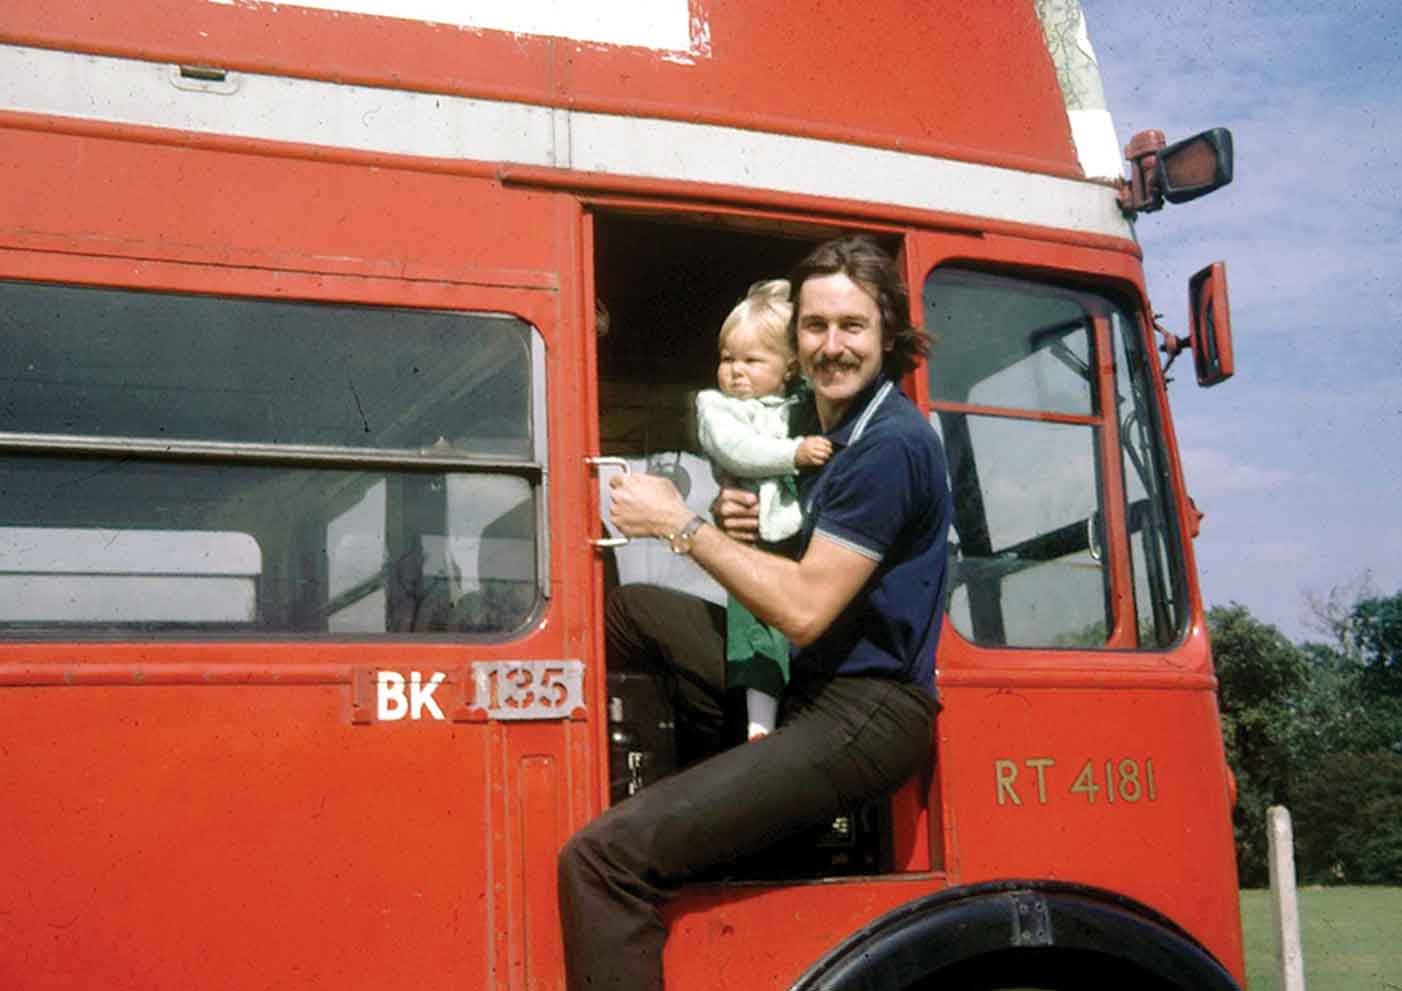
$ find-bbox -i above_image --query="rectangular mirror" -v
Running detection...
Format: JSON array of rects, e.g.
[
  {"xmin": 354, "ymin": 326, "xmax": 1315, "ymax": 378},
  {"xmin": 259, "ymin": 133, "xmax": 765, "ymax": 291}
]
[
  {"xmin": 1160, "ymin": 127, "xmax": 1234, "ymax": 204},
  {"xmin": 1189, "ymin": 261, "xmax": 1235, "ymax": 386}
]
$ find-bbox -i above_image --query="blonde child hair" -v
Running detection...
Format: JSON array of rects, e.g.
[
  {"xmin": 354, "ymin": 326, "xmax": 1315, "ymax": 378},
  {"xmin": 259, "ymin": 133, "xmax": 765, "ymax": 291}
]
[{"xmin": 717, "ymin": 279, "xmax": 794, "ymax": 364}]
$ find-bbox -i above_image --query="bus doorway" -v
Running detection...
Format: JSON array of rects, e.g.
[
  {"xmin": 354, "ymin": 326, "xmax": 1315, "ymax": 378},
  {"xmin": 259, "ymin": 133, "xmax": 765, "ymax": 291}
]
[{"xmin": 587, "ymin": 211, "xmax": 925, "ymax": 880}]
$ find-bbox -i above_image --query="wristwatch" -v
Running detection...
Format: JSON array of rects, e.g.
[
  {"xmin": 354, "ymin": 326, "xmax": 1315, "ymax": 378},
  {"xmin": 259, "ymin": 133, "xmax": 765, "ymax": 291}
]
[{"xmin": 665, "ymin": 514, "xmax": 707, "ymax": 555}]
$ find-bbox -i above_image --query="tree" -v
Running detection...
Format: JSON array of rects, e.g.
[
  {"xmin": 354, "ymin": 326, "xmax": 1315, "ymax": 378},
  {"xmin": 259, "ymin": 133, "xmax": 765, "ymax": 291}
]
[
  {"xmin": 1293, "ymin": 641, "xmax": 1402, "ymax": 761},
  {"xmin": 1210, "ymin": 592, "xmax": 1402, "ymax": 886},
  {"xmin": 1352, "ymin": 591, "xmax": 1402, "ymax": 697},
  {"xmin": 1304, "ymin": 574, "xmax": 1402, "ymax": 702},
  {"xmin": 1292, "ymin": 751, "xmax": 1402, "ymax": 884},
  {"xmin": 1207, "ymin": 604, "xmax": 1310, "ymax": 886},
  {"xmin": 1302, "ymin": 569, "xmax": 1378, "ymax": 656}
]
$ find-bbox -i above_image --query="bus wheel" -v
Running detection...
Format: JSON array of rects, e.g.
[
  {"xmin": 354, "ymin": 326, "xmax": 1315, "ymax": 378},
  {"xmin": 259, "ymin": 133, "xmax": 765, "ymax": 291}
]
[{"xmin": 906, "ymin": 947, "xmax": 1181, "ymax": 990}]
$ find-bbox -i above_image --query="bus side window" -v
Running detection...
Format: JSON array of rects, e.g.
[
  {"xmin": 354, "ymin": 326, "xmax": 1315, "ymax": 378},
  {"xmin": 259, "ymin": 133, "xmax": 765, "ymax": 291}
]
[{"xmin": 0, "ymin": 279, "xmax": 545, "ymax": 637}]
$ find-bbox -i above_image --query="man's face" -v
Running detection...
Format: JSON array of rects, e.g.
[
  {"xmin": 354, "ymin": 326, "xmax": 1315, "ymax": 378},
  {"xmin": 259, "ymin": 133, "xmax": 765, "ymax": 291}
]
[{"xmin": 795, "ymin": 272, "xmax": 888, "ymax": 427}]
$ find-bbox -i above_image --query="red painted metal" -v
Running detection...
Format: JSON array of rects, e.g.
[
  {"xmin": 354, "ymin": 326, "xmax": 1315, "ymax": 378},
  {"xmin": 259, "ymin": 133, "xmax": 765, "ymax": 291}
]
[
  {"xmin": 0, "ymin": 4, "xmax": 1245, "ymax": 990},
  {"xmin": 927, "ymin": 400, "xmax": 1100, "ymax": 427},
  {"xmin": 906, "ymin": 230, "xmax": 1242, "ymax": 973},
  {"xmin": 1, "ymin": 1, "xmax": 1082, "ymax": 178}
]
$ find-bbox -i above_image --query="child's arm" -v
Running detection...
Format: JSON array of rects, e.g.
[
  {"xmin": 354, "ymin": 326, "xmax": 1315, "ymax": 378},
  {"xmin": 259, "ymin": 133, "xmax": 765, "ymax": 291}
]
[
  {"xmin": 795, "ymin": 435, "xmax": 833, "ymax": 467},
  {"xmin": 695, "ymin": 391, "xmax": 802, "ymax": 478}
]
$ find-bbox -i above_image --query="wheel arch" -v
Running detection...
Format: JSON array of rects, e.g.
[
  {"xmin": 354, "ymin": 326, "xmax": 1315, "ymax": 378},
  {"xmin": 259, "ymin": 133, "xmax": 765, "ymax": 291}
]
[{"xmin": 789, "ymin": 880, "xmax": 1241, "ymax": 990}]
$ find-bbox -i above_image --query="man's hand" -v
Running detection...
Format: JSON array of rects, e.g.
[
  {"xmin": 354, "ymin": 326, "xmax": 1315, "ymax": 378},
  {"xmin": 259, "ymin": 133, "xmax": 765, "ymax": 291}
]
[
  {"xmin": 794, "ymin": 436, "xmax": 833, "ymax": 468},
  {"xmin": 710, "ymin": 486, "xmax": 760, "ymax": 543},
  {"xmin": 609, "ymin": 473, "xmax": 692, "ymax": 539}
]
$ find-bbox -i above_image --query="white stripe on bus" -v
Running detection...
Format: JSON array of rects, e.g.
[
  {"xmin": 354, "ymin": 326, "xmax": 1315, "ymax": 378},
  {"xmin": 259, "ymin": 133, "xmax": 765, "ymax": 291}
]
[
  {"xmin": 0, "ymin": 44, "xmax": 1132, "ymax": 240},
  {"xmin": 208, "ymin": 0, "xmax": 701, "ymax": 55}
]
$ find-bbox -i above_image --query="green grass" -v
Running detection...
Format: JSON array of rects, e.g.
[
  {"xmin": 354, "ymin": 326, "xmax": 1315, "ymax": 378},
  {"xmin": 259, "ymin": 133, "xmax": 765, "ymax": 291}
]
[{"xmin": 1240, "ymin": 886, "xmax": 1402, "ymax": 990}]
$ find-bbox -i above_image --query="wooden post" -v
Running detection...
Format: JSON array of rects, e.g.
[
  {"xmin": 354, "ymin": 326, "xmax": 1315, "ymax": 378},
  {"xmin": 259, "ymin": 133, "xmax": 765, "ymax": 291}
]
[{"xmin": 1267, "ymin": 805, "xmax": 1307, "ymax": 991}]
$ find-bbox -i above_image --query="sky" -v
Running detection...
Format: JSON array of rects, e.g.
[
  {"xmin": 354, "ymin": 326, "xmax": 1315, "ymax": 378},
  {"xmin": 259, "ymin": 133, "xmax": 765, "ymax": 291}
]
[{"xmin": 1080, "ymin": 1, "xmax": 1402, "ymax": 642}]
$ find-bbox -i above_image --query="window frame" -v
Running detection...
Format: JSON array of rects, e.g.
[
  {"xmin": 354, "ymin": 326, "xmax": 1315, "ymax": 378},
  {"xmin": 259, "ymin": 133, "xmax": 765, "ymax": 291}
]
[
  {"xmin": 906, "ymin": 233, "xmax": 1195, "ymax": 661},
  {"xmin": 0, "ymin": 274, "xmax": 555, "ymax": 641}
]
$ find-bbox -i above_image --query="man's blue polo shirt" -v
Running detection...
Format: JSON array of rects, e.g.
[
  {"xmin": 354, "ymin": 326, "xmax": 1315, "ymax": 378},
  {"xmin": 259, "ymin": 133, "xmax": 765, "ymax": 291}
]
[{"xmin": 792, "ymin": 373, "xmax": 952, "ymax": 700}]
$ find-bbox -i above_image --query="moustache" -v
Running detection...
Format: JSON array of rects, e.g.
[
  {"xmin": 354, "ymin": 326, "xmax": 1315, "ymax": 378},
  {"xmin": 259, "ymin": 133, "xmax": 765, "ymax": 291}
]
[{"xmin": 812, "ymin": 356, "xmax": 861, "ymax": 372}]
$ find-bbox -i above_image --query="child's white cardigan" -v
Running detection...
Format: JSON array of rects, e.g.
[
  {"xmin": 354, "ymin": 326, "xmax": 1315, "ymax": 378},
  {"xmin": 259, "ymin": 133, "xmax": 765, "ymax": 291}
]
[{"xmin": 694, "ymin": 389, "xmax": 803, "ymax": 543}]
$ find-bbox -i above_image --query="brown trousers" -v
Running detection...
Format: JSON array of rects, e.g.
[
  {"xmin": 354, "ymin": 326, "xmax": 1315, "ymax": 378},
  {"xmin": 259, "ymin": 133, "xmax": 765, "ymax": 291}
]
[{"xmin": 558, "ymin": 584, "xmax": 935, "ymax": 990}]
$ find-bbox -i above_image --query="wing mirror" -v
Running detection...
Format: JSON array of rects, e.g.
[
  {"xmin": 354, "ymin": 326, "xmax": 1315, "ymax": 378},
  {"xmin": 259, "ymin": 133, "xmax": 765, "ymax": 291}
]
[
  {"xmin": 1122, "ymin": 128, "xmax": 1234, "ymax": 215},
  {"xmin": 1189, "ymin": 262, "xmax": 1234, "ymax": 386},
  {"xmin": 1158, "ymin": 262, "xmax": 1234, "ymax": 386}
]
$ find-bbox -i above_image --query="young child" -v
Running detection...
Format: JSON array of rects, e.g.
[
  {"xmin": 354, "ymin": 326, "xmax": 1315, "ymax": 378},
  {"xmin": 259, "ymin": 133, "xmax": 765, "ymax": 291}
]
[{"xmin": 695, "ymin": 280, "xmax": 832, "ymax": 739}]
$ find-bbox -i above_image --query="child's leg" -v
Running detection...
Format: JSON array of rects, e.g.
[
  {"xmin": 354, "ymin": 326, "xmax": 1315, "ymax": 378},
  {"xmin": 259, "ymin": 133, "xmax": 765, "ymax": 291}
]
[
  {"xmin": 725, "ymin": 594, "xmax": 789, "ymax": 739},
  {"xmin": 745, "ymin": 688, "xmax": 778, "ymax": 739}
]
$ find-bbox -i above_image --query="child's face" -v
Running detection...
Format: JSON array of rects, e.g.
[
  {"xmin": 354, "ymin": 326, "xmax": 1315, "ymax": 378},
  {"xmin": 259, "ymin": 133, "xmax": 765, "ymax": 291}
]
[{"xmin": 717, "ymin": 323, "xmax": 791, "ymax": 400}]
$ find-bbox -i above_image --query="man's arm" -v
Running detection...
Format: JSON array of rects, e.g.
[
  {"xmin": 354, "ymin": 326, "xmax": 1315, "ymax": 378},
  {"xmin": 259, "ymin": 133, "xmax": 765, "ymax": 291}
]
[{"xmin": 609, "ymin": 473, "xmax": 876, "ymax": 646}]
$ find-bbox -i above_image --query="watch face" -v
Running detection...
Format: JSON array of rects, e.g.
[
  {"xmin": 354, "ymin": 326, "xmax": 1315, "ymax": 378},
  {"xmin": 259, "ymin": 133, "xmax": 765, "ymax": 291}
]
[{"xmin": 669, "ymin": 516, "xmax": 702, "ymax": 554}]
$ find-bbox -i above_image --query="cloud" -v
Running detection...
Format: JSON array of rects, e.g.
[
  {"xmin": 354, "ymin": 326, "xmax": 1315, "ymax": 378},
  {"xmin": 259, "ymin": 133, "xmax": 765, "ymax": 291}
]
[
  {"xmin": 1194, "ymin": 517, "xmax": 1402, "ymax": 642},
  {"xmin": 1178, "ymin": 446, "xmax": 1298, "ymax": 496},
  {"xmin": 1085, "ymin": 1, "xmax": 1402, "ymax": 341},
  {"xmin": 1171, "ymin": 377, "xmax": 1402, "ymax": 465}
]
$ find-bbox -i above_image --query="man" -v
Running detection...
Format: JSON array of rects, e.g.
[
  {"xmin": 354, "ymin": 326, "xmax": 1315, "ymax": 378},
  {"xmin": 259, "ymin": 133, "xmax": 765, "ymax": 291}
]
[{"xmin": 558, "ymin": 236, "xmax": 952, "ymax": 990}]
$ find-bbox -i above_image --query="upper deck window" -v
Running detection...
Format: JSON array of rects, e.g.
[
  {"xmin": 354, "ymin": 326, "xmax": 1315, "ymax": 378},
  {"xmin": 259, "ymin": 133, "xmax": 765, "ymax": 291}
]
[{"xmin": 0, "ymin": 281, "xmax": 544, "ymax": 637}]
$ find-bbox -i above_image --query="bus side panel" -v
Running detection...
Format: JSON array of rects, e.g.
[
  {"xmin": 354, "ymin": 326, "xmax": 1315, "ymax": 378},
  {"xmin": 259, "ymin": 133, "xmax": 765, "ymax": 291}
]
[
  {"xmin": 1, "ymin": 1, "xmax": 1081, "ymax": 177},
  {"xmin": 0, "ymin": 682, "xmax": 494, "ymax": 990},
  {"xmin": 0, "ymin": 122, "xmax": 558, "ymax": 289},
  {"xmin": 0, "ymin": 118, "xmax": 592, "ymax": 991},
  {"xmin": 661, "ymin": 878, "xmax": 947, "ymax": 990},
  {"xmin": 939, "ymin": 676, "xmax": 1245, "ymax": 981}
]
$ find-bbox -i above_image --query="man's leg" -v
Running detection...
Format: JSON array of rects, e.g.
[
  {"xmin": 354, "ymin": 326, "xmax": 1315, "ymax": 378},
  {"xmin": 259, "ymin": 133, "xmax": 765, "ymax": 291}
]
[
  {"xmin": 558, "ymin": 676, "xmax": 934, "ymax": 991},
  {"xmin": 606, "ymin": 583, "xmax": 735, "ymax": 763}
]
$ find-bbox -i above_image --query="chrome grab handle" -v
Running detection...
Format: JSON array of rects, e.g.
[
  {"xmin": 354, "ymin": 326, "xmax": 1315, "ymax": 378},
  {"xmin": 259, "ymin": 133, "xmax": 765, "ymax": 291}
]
[
  {"xmin": 1087, "ymin": 512, "xmax": 1102, "ymax": 562},
  {"xmin": 587, "ymin": 456, "xmax": 631, "ymax": 548}
]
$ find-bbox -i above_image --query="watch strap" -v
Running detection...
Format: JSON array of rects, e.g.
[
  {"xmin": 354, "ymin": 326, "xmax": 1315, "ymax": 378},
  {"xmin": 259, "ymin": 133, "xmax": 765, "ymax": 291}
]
[{"xmin": 666, "ymin": 514, "xmax": 707, "ymax": 554}]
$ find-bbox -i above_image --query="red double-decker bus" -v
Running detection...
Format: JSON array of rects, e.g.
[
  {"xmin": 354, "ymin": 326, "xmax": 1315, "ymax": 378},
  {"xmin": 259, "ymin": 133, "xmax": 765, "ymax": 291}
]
[{"xmin": 0, "ymin": 2, "xmax": 1242, "ymax": 988}]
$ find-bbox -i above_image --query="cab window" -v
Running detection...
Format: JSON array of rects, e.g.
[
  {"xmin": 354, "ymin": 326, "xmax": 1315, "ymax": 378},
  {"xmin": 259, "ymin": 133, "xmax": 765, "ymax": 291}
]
[{"xmin": 925, "ymin": 267, "xmax": 1186, "ymax": 648}]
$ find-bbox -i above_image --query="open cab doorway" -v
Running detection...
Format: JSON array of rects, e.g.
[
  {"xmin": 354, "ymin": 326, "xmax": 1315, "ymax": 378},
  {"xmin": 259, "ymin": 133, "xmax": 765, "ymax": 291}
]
[{"xmin": 587, "ymin": 210, "xmax": 934, "ymax": 881}]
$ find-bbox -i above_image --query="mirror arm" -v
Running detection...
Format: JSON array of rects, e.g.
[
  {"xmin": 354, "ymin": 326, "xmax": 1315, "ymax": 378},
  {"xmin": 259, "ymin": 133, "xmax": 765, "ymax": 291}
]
[
  {"xmin": 1120, "ymin": 129, "xmax": 1167, "ymax": 216},
  {"xmin": 1154, "ymin": 316, "xmax": 1190, "ymax": 381}
]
